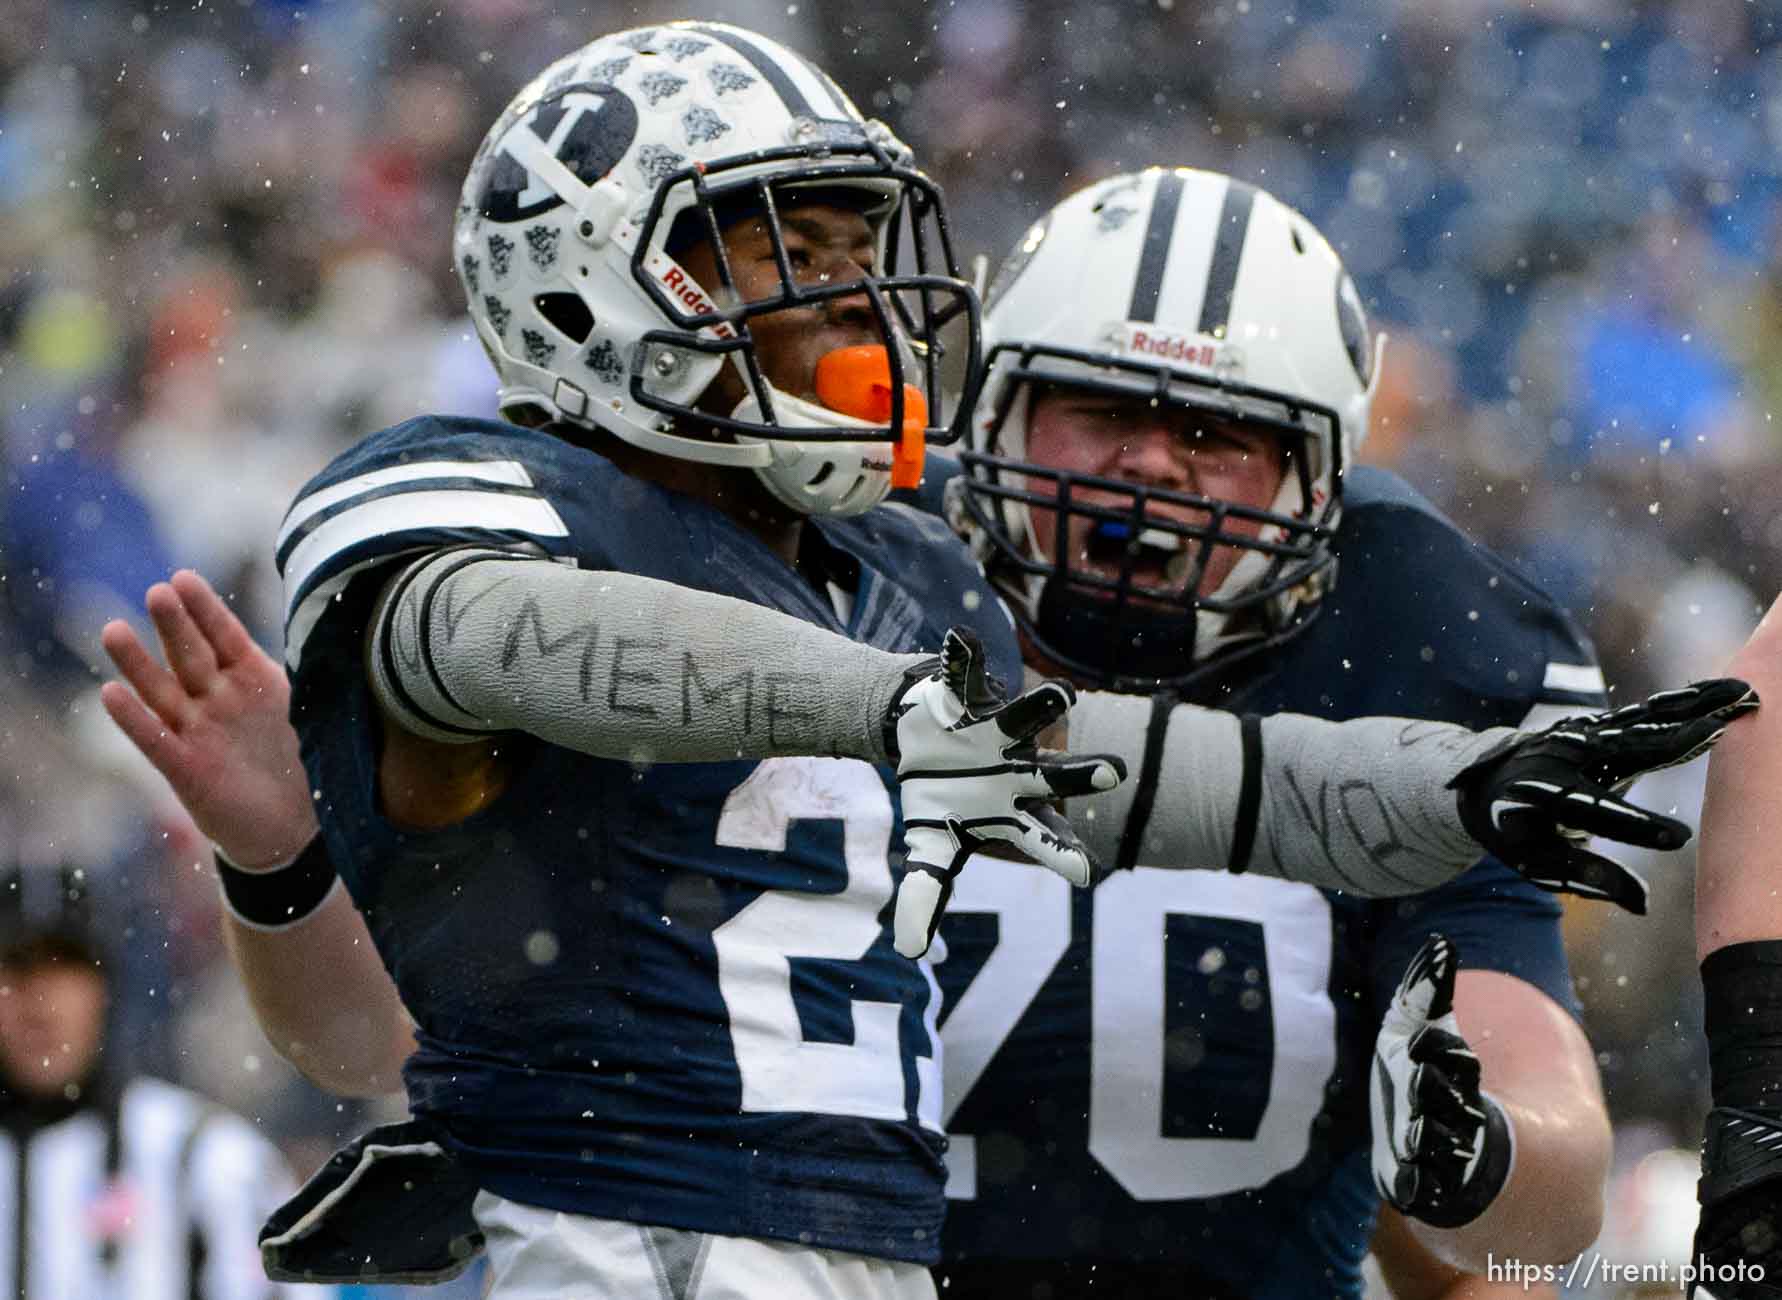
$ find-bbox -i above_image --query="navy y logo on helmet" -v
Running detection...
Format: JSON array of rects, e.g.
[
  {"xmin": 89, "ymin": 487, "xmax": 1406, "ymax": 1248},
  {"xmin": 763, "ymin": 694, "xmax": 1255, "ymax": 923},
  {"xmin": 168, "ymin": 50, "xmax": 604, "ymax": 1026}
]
[{"xmin": 478, "ymin": 83, "xmax": 639, "ymax": 223}]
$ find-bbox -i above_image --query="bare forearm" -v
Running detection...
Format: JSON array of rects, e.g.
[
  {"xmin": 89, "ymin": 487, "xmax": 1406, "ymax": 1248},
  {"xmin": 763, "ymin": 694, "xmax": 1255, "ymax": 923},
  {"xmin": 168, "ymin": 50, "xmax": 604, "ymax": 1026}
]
[
  {"xmin": 222, "ymin": 884, "xmax": 414, "ymax": 1098},
  {"xmin": 100, "ymin": 572, "xmax": 417, "ymax": 1096},
  {"xmin": 1408, "ymin": 971, "xmax": 1610, "ymax": 1270},
  {"xmin": 1373, "ymin": 1206, "xmax": 1556, "ymax": 1300},
  {"xmin": 1408, "ymin": 1088, "xmax": 1608, "ymax": 1269},
  {"xmin": 1697, "ymin": 596, "xmax": 1782, "ymax": 960}
]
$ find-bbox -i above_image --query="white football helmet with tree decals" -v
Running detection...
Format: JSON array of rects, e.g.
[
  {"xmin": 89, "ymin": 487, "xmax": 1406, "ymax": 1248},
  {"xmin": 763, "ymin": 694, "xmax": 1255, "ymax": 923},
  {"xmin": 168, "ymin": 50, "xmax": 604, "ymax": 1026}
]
[
  {"xmin": 951, "ymin": 167, "xmax": 1383, "ymax": 688},
  {"xmin": 455, "ymin": 20, "xmax": 980, "ymax": 516}
]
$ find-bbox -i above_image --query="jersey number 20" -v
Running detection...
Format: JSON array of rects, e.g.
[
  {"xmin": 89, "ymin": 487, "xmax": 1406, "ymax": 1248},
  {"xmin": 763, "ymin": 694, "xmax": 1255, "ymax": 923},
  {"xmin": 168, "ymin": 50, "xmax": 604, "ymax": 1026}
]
[{"xmin": 943, "ymin": 860, "xmax": 1336, "ymax": 1201}]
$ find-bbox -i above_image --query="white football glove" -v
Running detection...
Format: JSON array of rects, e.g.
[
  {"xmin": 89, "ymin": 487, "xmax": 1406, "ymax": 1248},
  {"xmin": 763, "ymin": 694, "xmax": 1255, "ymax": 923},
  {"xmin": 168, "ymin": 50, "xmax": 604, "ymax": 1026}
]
[
  {"xmin": 1370, "ymin": 934, "xmax": 1513, "ymax": 1228},
  {"xmin": 887, "ymin": 627, "xmax": 1125, "ymax": 958}
]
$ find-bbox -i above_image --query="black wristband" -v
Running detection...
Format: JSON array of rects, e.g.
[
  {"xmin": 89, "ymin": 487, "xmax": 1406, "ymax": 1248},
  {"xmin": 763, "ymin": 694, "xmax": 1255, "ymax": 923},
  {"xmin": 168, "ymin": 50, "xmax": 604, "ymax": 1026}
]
[
  {"xmin": 1703, "ymin": 940, "xmax": 1782, "ymax": 1113},
  {"xmin": 216, "ymin": 835, "xmax": 339, "ymax": 931}
]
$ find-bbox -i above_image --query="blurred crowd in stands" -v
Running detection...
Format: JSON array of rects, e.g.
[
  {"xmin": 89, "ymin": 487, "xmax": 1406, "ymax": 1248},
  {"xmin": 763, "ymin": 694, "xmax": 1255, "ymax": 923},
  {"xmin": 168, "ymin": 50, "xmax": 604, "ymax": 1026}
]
[{"xmin": 5, "ymin": 0, "xmax": 1781, "ymax": 1287}]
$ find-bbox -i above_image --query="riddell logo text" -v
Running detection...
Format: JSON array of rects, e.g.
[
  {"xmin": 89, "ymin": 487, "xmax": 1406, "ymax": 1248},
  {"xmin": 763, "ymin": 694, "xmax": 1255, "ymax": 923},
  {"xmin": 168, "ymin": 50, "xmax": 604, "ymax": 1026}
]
[
  {"xmin": 1127, "ymin": 330, "xmax": 1217, "ymax": 367},
  {"xmin": 660, "ymin": 266, "xmax": 737, "ymax": 338}
]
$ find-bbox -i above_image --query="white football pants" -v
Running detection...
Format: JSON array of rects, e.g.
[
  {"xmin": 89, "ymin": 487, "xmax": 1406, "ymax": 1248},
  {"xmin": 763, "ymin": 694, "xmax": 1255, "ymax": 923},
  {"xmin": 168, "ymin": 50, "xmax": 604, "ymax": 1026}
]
[{"xmin": 474, "ymin": 1191, "xmax": 937, "ymax": 1300}]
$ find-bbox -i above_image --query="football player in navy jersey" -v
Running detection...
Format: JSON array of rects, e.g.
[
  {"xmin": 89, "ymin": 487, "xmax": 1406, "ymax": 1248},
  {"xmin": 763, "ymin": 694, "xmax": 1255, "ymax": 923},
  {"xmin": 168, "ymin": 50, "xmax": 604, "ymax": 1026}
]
[
  {"xmin": 930, "ymin": 167, "xmax": 1669, "ymax": 1298},
  {"xmin": 97, "ymin": 51, "xmax": 1750, "ymax": 1299},
  {"xmin": 102, "ymin": 22, "xmax": 1137, "ymax": 1300}
]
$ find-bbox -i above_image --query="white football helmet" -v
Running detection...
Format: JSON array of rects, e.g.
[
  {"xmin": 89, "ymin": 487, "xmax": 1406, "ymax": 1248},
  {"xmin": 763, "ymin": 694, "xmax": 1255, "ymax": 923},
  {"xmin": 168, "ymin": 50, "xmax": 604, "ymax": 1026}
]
[
  {"xmin": 454, "ymin": 21, "xmax": 980, "ymax": 517},
  {"xmin": 951, "ymin": 167, "xmax": 1383, "ymax": 689}
]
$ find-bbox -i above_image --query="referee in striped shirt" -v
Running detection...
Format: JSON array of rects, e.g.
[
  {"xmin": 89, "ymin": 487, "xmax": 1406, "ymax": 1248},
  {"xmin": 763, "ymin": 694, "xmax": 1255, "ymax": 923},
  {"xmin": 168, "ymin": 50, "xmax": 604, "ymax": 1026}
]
[{"xmin": 0, "ymin": 861, "xmax": 327, "ymax": 1300}]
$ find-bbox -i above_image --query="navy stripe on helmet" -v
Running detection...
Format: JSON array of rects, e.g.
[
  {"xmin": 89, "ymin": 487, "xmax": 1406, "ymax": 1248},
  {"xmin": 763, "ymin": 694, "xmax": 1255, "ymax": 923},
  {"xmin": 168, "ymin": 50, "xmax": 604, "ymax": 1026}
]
[
  {"xmin": 1126, "ymin": 170, "xmax": 1185, "ymax": 323},
  {"xmin": 1196, "ymin": 178, "xmax": 1257, "ymax": 337},
  {"xmin": 802, "ymin": 61, "xmax": 856, "ymax": 119},
  {"xmin": 690, "ymin": 24, "xmax": 822, "ymax": 119}
]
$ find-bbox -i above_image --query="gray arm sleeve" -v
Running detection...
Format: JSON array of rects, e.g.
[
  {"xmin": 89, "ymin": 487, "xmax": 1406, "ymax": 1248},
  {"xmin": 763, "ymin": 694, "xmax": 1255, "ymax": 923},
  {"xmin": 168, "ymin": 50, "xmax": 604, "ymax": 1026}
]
[
  {"xmin": 1067, "ymin": 691, "xmax": 1518, "ymax": 895},
  {"xmin": 365, "ymin": 548, "xmax": 927, "ymax": 765}
]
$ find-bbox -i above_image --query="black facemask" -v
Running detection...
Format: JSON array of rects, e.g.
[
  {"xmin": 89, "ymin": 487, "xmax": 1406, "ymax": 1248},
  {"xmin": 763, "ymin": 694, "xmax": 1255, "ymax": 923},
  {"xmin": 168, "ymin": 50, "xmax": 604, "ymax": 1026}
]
[{"xmin": 1032, "ymin": 577, "xmax": 1198, "ymax": 687}]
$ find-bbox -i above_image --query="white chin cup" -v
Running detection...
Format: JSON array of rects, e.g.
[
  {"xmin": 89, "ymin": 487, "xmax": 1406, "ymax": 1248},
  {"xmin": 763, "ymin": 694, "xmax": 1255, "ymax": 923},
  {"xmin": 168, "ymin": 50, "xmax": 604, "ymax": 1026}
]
[{"xmin": 733, "ymin": 386, "xmax": 894, "ymax": 518}]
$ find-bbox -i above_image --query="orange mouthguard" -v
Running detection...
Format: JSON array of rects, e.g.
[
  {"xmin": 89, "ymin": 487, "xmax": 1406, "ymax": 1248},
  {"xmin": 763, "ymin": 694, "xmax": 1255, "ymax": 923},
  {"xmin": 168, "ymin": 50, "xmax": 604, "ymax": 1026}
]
[{"xmin": 813, "ymin": 345, "xmax": 928, "ymax": 489}]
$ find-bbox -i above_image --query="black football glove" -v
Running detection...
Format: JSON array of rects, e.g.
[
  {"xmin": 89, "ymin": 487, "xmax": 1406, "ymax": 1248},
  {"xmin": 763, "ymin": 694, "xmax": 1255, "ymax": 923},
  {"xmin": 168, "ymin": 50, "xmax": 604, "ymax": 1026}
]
[
  {"xmin": 1690, "ymin": 1107, "xmax": 1782, "ymax": 1298},
  {"xmin": 1449, "ymin": 678, "xmax": 1758, "ymax": 914},
  {"xmin": 1370, "ymin": 934, "xmax": 1512, "ymax": 1228}
]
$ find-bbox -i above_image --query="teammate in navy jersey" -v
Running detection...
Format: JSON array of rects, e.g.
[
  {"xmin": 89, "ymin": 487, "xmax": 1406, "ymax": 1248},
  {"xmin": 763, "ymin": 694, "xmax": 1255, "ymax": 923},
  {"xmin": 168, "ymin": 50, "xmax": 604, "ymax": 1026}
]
[{"xmin": 932, "ymin": 168, "xmax": 1653, "ymax": 1298}]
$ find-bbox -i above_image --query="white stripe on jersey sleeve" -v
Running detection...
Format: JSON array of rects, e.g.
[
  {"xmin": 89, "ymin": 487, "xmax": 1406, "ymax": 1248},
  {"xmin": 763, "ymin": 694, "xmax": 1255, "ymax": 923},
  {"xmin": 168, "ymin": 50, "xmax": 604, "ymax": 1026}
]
[
  {"xmin": 1518, "ymin": 701, "xmax": 1590, "ymax": 732},
  {"xmin": 285, "ymin": 555, "xmax": 417, "ymax": 670},
  {"xmin": 277, "ymin": 459, "xmax": 537, "ymax": 553},
  {"xmin": 1543, "ymin": 662, "xmax": 1607, "ymax": 696},
  {"xmin": 281, "ymin": 489, "xmax": 571, "ymax": 624}
]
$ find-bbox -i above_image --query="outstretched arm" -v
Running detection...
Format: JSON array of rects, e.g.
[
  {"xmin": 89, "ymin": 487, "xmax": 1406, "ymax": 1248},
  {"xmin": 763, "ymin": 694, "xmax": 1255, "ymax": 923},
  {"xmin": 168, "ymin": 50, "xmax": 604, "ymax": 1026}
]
[
  {"xmin": 1688, "ymin": 595, "xmax": 1782, "ymax": 1298},
  {"xmin": 1697, "ymin": 595, "xmax": 1782, "ymax": 958},
  {"xmin": 101, "ymin": 571, "xmax": 413, "ymax": 1097},
  {"xmin": 1435, "ymin": 968, "xmax": 1609, "ymax": 1268},
  {"xmin": 368, "ymin": 548, "xmax": 1120, "ymax": 957},
  {"xmin": 1068, "ymin": 681, "xmax": 1752, "ymax": 910}
]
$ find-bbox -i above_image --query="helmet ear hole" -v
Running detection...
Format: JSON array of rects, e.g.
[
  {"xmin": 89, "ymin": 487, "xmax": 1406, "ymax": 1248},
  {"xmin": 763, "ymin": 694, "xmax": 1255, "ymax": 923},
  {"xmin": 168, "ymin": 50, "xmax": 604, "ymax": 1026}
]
[{"xmin": 535, "ymin": 293, "xmax": 595, "ymax": 343}]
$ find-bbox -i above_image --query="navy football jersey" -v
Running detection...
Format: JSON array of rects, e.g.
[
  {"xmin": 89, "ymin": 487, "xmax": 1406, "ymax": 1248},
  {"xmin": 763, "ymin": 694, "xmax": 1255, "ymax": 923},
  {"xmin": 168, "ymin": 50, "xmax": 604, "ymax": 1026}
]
[
  {"xmin": 934, "ymin": 466, "xmax": 1603, "ymax": 1298},
  {"xmin": 276, "ymin": 414, "xmax": 1022, "ymax": 1266}
]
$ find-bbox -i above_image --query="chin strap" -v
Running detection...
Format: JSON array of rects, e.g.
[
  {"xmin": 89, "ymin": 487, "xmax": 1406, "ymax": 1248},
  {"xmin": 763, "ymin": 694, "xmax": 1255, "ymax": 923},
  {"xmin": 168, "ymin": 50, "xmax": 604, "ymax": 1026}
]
[{"xmin": 730, "ymin": 365, "xmax": 901, "ymax": 519}]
